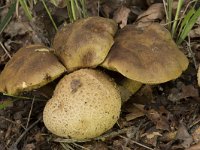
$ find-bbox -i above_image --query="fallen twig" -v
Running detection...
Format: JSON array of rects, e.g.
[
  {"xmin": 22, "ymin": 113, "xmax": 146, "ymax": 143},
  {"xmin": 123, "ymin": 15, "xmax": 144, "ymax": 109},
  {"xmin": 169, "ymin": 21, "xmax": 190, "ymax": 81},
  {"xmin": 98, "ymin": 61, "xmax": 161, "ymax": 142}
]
[
  {"xmin": 54, "ymin": 125, "xmax": 136, "ymax": 143},
  {"xmin": 72, "ymin": 143, "xmax": 89, "ymax": 150},
  {"xmin": 25, "ymin": 97, "xmax": 35, "ymax": 128},
  {"xmin": 0, "ymin": 42, "xmax": 11, "ymax": 59},
  {"xmin": 119, "ymin": 135, "xmax": 154, "ymax": 150},
  {"xmin": 0, "ymin": 116, "xmax": 26, "ymax": 130},
  {"xmin": 185, "ymin": 37, "xmax": 197, "ymax": 69},
  {"xmin": 9, "ymin": 116, "xmax": 42, "ymax": 150}
]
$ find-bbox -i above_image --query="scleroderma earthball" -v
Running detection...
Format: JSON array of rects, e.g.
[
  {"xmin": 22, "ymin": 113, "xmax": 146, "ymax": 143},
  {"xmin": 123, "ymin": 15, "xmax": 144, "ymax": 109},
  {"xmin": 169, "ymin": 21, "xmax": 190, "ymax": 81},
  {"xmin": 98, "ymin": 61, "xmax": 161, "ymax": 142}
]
[
  {"xmin": 0, "ymin": 17, "xmax": 190, "ymax": 141},
  {"xmin": 43, "ymin": 69, "xmax": 121, "ymax": 140}
]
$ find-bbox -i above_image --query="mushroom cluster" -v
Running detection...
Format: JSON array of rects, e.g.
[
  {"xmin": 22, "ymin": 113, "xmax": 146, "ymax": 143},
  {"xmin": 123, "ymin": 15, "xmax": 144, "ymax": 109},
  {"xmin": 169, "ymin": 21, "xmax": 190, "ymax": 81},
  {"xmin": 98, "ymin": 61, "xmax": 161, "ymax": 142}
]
[{"xmin": 0, "ymin": 17, "xmax": 189, "ymax": 140}]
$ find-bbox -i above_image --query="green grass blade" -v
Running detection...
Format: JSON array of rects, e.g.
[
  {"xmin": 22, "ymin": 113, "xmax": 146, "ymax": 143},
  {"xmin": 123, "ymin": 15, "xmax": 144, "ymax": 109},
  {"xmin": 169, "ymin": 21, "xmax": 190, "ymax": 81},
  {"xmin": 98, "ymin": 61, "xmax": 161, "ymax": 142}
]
[
  {"xmin": 64, "ymin": 0, "xmax": 87, "ymax": 22},
  {"xmin": 167, "ymin": 0, "xmax": 173, "ymax": 29},
  {"xmin": 74, "ymin": 0, "xmax": 81, "ymax": 18},
  {"xmin": 19, "ymin": 0, "xmax": 33, "ymax": 21},
  {"xmin": 171, "ymin": 0, "xmax": 184, "ymax": 38},
  {"xmin": 0, "ymin": 2, "xmax": 16, "ymax": 34},
  {"xmin": 41, "ymin": 0, "xmax": 58, "ymax": 31},
  {"xmin": 177, "ymin": 8, "xmax": 200, "ymax": 44},
  {"xmin": 80, "ymin": 0, "xmax": 87, "ymax": 18},
  {"xmin": 65, "ymin": 0, "xmax": 74, "ymax": 22},
  {"xmin": 50, "ymin": 0, "xmax": 57, "ymax": 6},
  {"xmin": 71, "ymin": 0, "xmax": 77, "ymax": 21},
  {"xmin": 177, "ymin": 8, "xmax": 195, "ymax": 39}
]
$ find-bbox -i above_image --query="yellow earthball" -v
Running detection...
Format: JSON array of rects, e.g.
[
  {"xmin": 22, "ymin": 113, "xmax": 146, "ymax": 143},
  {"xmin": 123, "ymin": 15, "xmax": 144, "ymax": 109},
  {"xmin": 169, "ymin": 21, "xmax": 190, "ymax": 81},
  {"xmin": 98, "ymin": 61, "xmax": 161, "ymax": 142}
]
[{"xmin": 43, "ymin": 69, "xmax": 121, "ymax": 140}]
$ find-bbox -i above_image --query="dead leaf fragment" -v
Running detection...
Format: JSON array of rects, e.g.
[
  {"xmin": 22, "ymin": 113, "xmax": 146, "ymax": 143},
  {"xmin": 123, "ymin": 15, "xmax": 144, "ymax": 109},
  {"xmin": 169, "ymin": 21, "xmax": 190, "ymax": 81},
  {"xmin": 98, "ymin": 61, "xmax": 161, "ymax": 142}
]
[
  {"xmin": 158, "ymin": 131, "xmax": 177, "ymax": 142},
  {"xmin": 83, "ymin": 141, "xmax": 108, "ymax": 150},
  {"xmin": 4, "ymin": 21, "xmax": 31, "ymax": 37},
  {"xmin": 186, "ymin": 141, "xmax": 200, "ymax": 150},
  {"xmin": 145, "ymin": 106, "xmax": 175, "ymax": 131},
  {"xmin": 125, "ymin": 104, "xmax": 145, "ymax": 121},
  {"xmin": 113, "ymin": 6, "xmax": 130, "ymax": 28},
  {"xmin": 181, "ymin": 84, "xmax": 199, "ymax": 98},
  {"xmin": 168, "ymin": 84, "xmax": 199, "ymax": 102},
  {"xmin": 136, "ymin": 3, "xmax": 165, "ymax": 27},
  {"xmin": 34, "ymin": 132, "xmax": 45, "ymax": 142},
  {"xmin": 192, "ymin": 126, "xmax": 200, "ymax": 143},
  {"xmin": 143, "ymin": 131, "xmax": 162, "ymax": 139},
  {"xmin": 23, "ymin": 143, "xmax": 36, "ymax": 150},
  {"xmin": 168, "ymin": 88, "xmax": 183, "ymax": 102},
  {"xmin": 130, "ymin": 85, "xmax": 154, "ymax": 104},
  {"xmin": 190, "ymin": 27, "xmax": 200, "ymax": 38},
  {"xmin": 141, "ymin": 129, "xmax": 162, "ymax": 147},
  {"xmin": 176, "ymin": 123, "xmax": 193, "ymax": 148}
]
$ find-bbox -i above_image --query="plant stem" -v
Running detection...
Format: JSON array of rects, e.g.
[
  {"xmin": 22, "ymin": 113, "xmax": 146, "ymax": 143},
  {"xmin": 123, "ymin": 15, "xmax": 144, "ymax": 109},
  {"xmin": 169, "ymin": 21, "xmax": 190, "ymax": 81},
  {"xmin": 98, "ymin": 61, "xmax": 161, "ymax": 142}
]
[
  {"xmin": 171, "ymin": 0, "xmax": 184, "ymax": 38},
  {"xmin": 41, "ymin": 0, "xmax": 58, "ymax": 31}
]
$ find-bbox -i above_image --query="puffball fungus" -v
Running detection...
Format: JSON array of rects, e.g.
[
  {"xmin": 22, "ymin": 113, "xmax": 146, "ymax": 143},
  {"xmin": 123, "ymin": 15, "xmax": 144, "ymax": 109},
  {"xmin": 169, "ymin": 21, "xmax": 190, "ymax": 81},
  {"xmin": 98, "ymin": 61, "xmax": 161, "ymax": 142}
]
[{"xmin": 43, "ymin": 69, "xmax": 121, "ymax": 140}]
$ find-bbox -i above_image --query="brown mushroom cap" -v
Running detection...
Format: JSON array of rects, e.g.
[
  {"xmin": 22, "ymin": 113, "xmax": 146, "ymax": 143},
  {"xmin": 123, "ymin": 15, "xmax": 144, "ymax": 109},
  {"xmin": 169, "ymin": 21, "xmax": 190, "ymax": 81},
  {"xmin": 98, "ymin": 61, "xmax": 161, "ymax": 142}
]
[
  {"xmin": 43, "ymin": 69, "xmax": 121, "ymax": 140},
  {"xmin": 0, "ymin": 44, "xmax": 66, "ymax": 95},
  {"xmin": 101, "ymin": 23, "xmax": 189, "ymax": 84},
  {"xmin": 52, "ymin": 16, "xmax": 117, "ymax": 72}
]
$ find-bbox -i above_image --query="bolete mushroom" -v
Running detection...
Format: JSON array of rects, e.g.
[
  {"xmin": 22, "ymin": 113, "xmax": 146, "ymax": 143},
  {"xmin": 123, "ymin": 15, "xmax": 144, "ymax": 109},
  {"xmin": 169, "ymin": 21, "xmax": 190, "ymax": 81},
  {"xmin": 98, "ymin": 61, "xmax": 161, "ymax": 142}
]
[
  {"xmin": 102, "ymin": 23, "xmax": 189, "ymax": 84},
  {"xmin": 52, "ymin": 16, "xmax": 117, "ymax": 72},
  {"xmin": 0, "ymin": 44, "xmax": 66, "ymax": 95},
  {"xmin": 43, "ymin": 69, "xmax": 121, "ymax": 140}
]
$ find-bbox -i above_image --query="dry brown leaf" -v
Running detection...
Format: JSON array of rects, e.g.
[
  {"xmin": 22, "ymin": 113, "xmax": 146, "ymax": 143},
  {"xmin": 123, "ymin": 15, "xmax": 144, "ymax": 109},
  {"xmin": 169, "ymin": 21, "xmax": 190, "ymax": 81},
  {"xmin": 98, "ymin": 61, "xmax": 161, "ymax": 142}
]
[
  {"xmin": 4, "ymin": 21, "xmax": 31, "ymax": 37},
  {"xmin": 168, "ymin": 84, "xmax": 199, "ymax": 102},
  {"xmin": 190, "ymin": 27, "xmax": 200, "ymax": 38},
  {"xmin": 0, "ymin": 46, "xmax": 8, "ymax": 65},
  {"xmin": 113, "ymin": 6, "xmax": 130, "ymax": 28},
  {"xmin": 168, "ymin": 88, "xmax": 183, "ymax": 102},
  {"xmin": 100, "ymin": 0, "xmax": 126, "ymax": 18},
  {"xmin": 142, "ymin": 131, "xmax": 162, "ymax": 139},
  {"xmin": 192, "ymin": 126, "xmax": 200, "ymax": 143},
  {"xmin": 130, "ymin": 85, "xmax": 154, "ymax": 104},
  {"xmin": 146, "ymin": 0, "xmax": 163, "ymax": 6},
  {"xmin": 34, "ymin": 132, "xmax": 45, "ymax": 142},
  {"xmin": 158, "ymin": 131, "xmax": 177, "ymax": 142},
  {"xmin": 186, "ymin": 142, "xmax": 200, "ymax": 150},
  {"xmin": 176, "ymin": 123, "xmax": 193, "ymax": 148},
  {"xmin": 136, "ymin": 3, "xmax": 165, "ymax": 27},
  {"xmin": 83, "ymin": 141, "xmax": 108, "ymax": 150},
  {"xmin": 145, "ymin": 106, "xmax": 175, "ymax": 131},
  {"xmin": 125, "ymin": 104, "xmax": 145, "ymax": 121},
  {"xmin": 182, "ymin": 84, "xmax": 199, "ymax": 97},
  {"xmin": 141, "ymin": 129, "xmax": 162, "ymax": 147},
  {"xmin": 23, "ymin": 143, "xmax": 36, "ymax": 150}
]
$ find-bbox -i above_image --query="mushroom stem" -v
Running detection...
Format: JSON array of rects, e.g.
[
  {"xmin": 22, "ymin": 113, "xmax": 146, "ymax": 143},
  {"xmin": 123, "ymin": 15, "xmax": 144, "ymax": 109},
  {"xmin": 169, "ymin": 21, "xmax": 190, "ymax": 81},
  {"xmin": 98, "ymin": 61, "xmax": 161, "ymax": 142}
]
[{"xmin": 118, "ymin": 78, "xmax": 142, "ymax": 103}]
